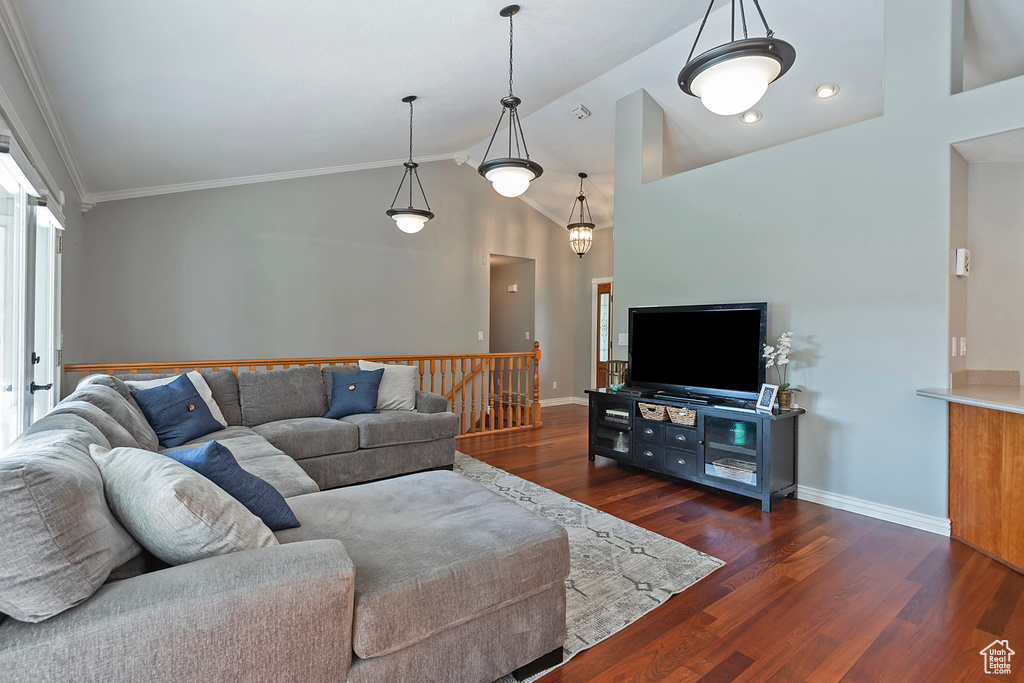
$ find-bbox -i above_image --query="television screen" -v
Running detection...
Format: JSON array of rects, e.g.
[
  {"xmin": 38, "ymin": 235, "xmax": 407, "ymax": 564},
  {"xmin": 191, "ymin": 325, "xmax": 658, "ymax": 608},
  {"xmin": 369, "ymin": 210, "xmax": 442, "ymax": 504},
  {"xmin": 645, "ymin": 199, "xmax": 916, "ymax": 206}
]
[{"xmin": 628, "ymin": 303, "xmax": 766, "ymax": 399}]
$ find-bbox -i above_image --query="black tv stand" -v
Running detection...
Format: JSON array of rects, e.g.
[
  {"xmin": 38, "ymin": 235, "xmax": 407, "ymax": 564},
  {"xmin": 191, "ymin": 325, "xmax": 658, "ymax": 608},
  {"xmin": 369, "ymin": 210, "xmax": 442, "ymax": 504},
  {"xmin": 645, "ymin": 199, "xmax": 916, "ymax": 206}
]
[{"xmin": 586, "ymin": 388, "xmax": 802, "ymax": 512}]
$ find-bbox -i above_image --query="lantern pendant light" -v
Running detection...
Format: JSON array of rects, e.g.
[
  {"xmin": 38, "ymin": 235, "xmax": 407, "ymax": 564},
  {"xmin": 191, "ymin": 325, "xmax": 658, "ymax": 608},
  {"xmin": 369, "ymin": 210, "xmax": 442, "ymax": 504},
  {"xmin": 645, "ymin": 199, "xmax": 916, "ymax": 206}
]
[
  {"xmin": 566, "ymin": 172, "xmax": 595, "ymax": 258},
  {"xmin": 677, "ymin": 0, "xmax": 796, "ymax": 116},
  {"xmin": 387, "ymin": 95, "xmax": 434, "ymax": 234},
  {"xmin": 478, "ymin": 5, "xmax": 543, "ymax": 198}
]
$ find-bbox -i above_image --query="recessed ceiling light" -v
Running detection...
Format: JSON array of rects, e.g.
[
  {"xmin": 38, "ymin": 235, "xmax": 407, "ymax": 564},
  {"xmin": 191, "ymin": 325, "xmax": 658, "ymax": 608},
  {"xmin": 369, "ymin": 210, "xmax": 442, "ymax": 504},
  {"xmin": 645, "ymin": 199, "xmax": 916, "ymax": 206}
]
[
  {"xmin": 814, "ymin": 83, "xmax": 840, "ymax": 99},
  {"xmin": 740, "ymin": 110, "xmax": 762, "ymax": 124}
]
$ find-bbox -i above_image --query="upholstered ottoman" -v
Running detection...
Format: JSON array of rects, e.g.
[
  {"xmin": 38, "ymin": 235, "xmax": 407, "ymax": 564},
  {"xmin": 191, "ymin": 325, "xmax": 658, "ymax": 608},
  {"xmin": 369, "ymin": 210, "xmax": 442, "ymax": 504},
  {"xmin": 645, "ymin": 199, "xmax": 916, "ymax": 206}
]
[{"xmin": 277, "ymin": 470, "xmax": 569, "ymax": 683}]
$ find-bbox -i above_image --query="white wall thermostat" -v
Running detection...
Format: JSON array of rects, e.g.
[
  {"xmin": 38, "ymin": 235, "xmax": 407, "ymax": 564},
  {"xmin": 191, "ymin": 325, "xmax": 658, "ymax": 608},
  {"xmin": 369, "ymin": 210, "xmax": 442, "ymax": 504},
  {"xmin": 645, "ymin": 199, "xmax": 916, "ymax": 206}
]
[{"xmin": 955, "ymin": 248, "xmax": 970, "ymax": 277}]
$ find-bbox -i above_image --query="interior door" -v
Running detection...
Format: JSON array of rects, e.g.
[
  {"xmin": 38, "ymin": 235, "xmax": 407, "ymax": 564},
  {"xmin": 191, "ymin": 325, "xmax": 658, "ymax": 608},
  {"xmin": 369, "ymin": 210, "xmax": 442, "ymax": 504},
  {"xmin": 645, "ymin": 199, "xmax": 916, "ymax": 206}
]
[{"xmin": 595, "ymin": 282, "xmax": 612, "ymax": 389}]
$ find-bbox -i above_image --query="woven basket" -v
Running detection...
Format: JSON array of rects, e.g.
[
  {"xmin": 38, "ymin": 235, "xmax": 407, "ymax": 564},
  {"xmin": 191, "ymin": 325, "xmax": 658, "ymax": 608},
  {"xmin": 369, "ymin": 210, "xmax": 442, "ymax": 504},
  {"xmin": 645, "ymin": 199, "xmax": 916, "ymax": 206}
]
[
  {"xmin": 666, "ymin": 406, "xmax": 697, "ymax": 426},
  {"xmin": 638, "ymin": 403, "xmax": 668, "ymax": 421}
]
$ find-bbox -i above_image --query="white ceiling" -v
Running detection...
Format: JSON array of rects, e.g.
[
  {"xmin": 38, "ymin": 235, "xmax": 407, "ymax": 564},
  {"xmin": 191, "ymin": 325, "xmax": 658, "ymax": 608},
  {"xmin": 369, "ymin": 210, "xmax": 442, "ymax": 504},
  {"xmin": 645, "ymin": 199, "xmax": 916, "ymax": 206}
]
[
  {"xmin": 954, "ymin": 127, "xmax": 1024, "ymax": 163},
  {"xmin": 463, "ymin": 0, "xmax": 884, "ymax": 228},
  {"xmin": 10, "ymin": 0, "xmax": 711, "ymax": 197},
  {"xmin": 964, "ymin": 0, "xmax": 1024, "ymax": 91},
  {"xmin": 8, "ymin": 0, "xmax": 886, "ymax": 228}
]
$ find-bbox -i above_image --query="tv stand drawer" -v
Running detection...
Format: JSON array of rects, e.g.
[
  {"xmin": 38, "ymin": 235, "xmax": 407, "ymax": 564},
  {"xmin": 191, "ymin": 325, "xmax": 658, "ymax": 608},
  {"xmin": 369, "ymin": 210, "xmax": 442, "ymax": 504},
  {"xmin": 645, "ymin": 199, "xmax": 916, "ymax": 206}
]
[
  {"xmin": 635, "ymin": 444, "xmax": 664, "ymax": 469},
  {"xmin": 664, "ymin": 425, "xmax": 697, "ymax": 453},
  {"xmin": 636, "ymin": 420, "xmax": 664, "ymax": 445},
  {"xmin": 662, "ymin": 451, "xmax": 696, "ymax": 478}
]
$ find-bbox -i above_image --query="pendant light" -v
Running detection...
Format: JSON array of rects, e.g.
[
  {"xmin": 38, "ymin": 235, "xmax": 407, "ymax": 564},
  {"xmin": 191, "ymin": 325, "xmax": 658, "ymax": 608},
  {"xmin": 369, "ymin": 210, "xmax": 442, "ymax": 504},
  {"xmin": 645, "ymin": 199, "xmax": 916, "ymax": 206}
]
[
  {"xmin": 387, "ymin": 95, "xmax": 434, "ymax": 234},
  {"xmin": 677, "ymin": 0, "xmax": 796, "ymax": 116},
  {"xmin": 478, "ymin": 5, "xmax": 543, "ymax": 198},
  {"xmin": 566, "ymin": 172, "xmax": 594, "ymax": 258}
]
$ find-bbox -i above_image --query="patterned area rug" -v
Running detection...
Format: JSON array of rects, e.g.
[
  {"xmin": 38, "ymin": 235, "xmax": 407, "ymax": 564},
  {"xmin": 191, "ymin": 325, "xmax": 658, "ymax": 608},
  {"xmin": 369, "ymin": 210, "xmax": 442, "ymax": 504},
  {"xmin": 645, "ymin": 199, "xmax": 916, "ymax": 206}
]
[{"xmin": 452, "ymin": 453, "xmax": 725, "ymax": 683}]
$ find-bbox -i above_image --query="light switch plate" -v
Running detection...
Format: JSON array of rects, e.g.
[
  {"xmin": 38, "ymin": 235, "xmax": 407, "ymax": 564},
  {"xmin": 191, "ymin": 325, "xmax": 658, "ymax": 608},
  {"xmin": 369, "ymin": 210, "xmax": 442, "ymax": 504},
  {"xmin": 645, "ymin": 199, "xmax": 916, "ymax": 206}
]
[
  {"xmin": 618, "ymin": 333, "xmax": 628, "ymax": 346},
  {"xmin": 960, "ymin": 337, "xmax": 967, "ymax": 356},
  {"xmin": 525, "ymin": 331, "xmax": 530, "ymax": 340},
  {"xmin": 955, "ymin": 248, "xmax": 970, "ymax": 276},
  {"xmin": 478, "ymin": 331, "xmax": 484, "ymax": 341}
]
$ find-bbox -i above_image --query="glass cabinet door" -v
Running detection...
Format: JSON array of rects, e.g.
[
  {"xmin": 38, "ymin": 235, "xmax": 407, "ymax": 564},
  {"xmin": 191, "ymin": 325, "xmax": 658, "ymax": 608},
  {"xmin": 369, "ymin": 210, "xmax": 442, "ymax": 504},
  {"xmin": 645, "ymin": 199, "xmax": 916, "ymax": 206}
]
[
  {"xmin": 702, "ymin": 415, "xmax": 759, "ymax": 489},
  {"xmin": 592, "ymin": 397, "xmax": 632, "ymax": 456}
]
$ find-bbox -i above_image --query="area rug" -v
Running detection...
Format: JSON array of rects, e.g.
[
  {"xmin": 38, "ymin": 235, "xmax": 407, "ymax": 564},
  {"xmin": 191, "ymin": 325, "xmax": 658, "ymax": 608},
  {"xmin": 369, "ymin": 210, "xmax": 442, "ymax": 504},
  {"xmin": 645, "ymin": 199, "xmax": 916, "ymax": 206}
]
[{"xmin": 452, "ymin": 452, "xmax": 725, "ymax": 682}]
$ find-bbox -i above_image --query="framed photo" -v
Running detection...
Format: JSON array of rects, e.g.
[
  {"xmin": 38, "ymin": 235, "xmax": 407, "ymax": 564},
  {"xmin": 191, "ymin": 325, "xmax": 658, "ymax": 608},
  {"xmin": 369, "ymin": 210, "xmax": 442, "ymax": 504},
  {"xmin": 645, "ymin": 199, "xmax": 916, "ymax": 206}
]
[{"xmin": 756, "ymin": 383, "xmax": 779, "ymax": 413}]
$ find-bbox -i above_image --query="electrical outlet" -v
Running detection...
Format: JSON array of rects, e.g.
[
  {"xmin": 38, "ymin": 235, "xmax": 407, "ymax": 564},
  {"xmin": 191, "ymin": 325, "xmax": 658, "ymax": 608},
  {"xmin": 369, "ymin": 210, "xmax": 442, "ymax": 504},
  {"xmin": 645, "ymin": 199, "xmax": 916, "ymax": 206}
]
[
  {"xmin": 525, "ymin": 331, "xmax": 530, "ymax": 340},
  {"xmin": 960, "ymin": 337, "xmax": 967, "ymax": 356},
  {"xmin": 553, "ymin": 382, "xmax": 557, "ymax": 389},
  {"xmin": 478, "ymin": 331, "xmax": 484, "ymax": 341},
  {"xmin": 952, "ymin": 337, "xmax": 957, "ymax": 358}
]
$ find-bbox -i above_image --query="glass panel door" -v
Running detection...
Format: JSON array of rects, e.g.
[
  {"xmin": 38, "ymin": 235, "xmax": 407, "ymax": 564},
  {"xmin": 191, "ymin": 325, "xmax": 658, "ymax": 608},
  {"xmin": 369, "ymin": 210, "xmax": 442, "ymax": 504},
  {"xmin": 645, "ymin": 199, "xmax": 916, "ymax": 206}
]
[
  {"xmin": 702, "ymin": 414, "xmax": 759, "ymax": 489},
  {"xmin": 0, "ymin": 167, "xmax": 28, "ymax": 449},
  {"xmin": 31, "ymin": 204, "xmax": 61, "ymax": 421}
]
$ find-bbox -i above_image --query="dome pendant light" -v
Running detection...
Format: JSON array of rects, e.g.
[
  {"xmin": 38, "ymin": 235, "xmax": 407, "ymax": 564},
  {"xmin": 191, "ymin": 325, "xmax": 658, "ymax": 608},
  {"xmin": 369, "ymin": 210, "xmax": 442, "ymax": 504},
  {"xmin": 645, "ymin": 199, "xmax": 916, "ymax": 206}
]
[
  {"xmin": 566, "ymin": 172, "xmax": 595, "ymax": 258},
  {"xmin": 478, "ymin": 5, "xmax": 543, "ymax": 198},
  {"xmin": 677, "ymin": 0, "xmax": 796, "ymax": 116},
  {"xmin": 387, "ymin": 95, "xmax": 434, "ymax": 234}
]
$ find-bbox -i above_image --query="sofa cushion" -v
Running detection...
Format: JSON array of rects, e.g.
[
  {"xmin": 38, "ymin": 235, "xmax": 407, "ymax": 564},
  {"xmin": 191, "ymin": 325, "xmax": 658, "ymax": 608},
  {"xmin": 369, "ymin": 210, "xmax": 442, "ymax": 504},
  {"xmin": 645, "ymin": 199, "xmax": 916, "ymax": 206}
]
[
  {"xmin": 48, "ymin": 400, "xmax": 141, "ymax": 449},
  {"xmin": 276, "ymin": 471, "xmax": 569, "ymax": 659},
  {"xmin": 124, "ymin": 371, "xmax": 228, "ymax": 427},
  {"xmin": 0, "ymin": 422, "xmax": 141, "ymax": 623},
  {"xmin": 89, "ymin": 445, "xmax": 278, "ymax": 565},
  {"xmin": 130, "ymin": 375, "xmax": 225, "ymax": 448},
  {"xmin": 163, "ymin": 432, "xmax": 320, "ymax": 498},
  {"xmin": 322, "ymin": 364, "xmax": 359, "ymax": 402},
  {"xmin": 163, "ymin": 441, "xmax": 299, "ymax": 531},
  {"xmin": 341, "ymin": 411, "xmax": 459, "ymax": 449},
  {"xmin": 160, "ymin": 425, "xmax": 259, "ymax": 449},
  {"xmin": 114, "ymin": 370, "xmax": 242, "ymax": 426},
  {"xmin": 358, "ymin": 360, "xmax": 418, "ymax": 411},
  {"xmin": 70, "ymin": 384, "xmax": 159, "ymax": 451},
  {"xmin": 253, "ymin": 417, "xmax": 360, "ymax": 460},
  {"xmin": 238, "ymin": 366, "xmax": 328, "ymax": 427},
  {"xmin": 324, "ymin": 368, "xmax": 384, "ymax": 419}
]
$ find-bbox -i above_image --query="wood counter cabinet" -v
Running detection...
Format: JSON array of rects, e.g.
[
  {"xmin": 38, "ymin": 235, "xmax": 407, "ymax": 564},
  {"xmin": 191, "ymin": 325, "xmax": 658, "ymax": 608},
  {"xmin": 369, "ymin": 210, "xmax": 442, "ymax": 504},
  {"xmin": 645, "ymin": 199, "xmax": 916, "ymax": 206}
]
[{"xmin": 949, "ymin": 402, "xmax": 1024, "ymax": 572}]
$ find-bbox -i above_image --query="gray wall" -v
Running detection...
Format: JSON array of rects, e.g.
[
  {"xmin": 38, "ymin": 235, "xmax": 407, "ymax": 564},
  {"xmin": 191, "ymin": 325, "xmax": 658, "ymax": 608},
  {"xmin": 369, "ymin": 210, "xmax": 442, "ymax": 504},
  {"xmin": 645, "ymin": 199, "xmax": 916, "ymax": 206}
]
[
  {"xmin": 77, "ymin": 161, "xmax": 577, "ymax": 399},
  {"xmin": 489, "ymin": 258, "xmax": 535, "ymax": 354},
  {"xmin": 572, "ymin": 227, "xmax": 614, "ymax": 397},
  {"xmin": 950, "ymin": 149, "xmax": 969, "ymax": 377},
  {"xmin": 966, "ymin": 162, "xmax": 1024, "ymax": 382},
  {"xmin": 612, "ymin": 0, "xmax": 1024, "ymax": 520}
]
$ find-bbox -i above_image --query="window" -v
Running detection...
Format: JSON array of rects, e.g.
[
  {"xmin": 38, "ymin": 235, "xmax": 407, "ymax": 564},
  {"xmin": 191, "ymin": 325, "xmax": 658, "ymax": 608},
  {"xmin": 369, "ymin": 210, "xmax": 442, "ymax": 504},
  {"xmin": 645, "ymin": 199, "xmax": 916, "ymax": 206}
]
[{"xmin": 0, "ymin": 132, "xmax": 63, "ymax": 450}]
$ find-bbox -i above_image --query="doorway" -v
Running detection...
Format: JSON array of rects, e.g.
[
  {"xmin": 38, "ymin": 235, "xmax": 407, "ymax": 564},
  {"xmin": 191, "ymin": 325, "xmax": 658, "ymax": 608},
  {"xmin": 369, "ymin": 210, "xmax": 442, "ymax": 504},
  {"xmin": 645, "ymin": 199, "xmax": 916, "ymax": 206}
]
[
  {"xmin": 489, "ymin": 255, "xmax": 536, "ymax": 408},
  {"xmin": 591, "ymin": 277, "xmax": 613, "ymax": 389}
]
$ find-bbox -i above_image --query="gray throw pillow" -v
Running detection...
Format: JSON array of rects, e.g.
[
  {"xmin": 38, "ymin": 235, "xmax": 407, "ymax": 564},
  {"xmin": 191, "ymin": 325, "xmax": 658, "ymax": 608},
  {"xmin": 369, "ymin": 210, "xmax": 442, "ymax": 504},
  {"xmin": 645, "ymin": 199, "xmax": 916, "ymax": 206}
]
[
  {"xmin": 359, "ymin": 360, "xmax": 418, "ymax": 411},
  {"xmin": 88, "ymin": 445, "xmax": 278, "ymax": 565}
]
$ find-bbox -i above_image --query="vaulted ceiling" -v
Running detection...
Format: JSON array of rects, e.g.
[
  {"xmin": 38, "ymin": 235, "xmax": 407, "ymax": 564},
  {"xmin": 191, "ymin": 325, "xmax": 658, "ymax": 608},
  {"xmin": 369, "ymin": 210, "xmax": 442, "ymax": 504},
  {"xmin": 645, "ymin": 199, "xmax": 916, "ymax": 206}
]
[{"xmin": 6, "ymin": 1, "xmax": 1021, "ymax": 229}]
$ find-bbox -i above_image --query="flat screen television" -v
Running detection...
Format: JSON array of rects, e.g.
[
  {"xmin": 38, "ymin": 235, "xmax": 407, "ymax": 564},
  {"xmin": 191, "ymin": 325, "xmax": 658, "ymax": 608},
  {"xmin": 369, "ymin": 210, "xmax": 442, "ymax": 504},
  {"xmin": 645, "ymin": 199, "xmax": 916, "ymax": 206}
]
[{"xmin": 628, "ymin": 302, "xmax": 767, "ymax": 400}]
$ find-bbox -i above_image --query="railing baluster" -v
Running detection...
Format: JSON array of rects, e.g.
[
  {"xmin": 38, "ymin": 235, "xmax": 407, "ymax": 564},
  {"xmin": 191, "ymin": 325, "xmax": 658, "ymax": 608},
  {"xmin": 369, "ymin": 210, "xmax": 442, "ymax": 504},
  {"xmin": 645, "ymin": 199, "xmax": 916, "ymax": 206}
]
[
  {"xmin": 470, "ymin": 369, "xmax": 477, "ymax": 434},
  {"xmin": 532, "ymin": 341, "xmax": 542, "ymax": 428},
  {"xmin": 430, "ymin": 359, "xmax": 436, "ymax": 394},
  {"xmin": 460, "ymin": 358, "xmax": 467, "ymax": 436}
]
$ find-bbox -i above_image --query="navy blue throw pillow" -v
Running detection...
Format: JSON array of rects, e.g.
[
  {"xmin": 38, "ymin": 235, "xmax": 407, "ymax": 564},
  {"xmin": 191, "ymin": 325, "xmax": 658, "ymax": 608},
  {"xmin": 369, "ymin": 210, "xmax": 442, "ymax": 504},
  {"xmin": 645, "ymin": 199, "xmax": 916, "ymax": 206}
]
[
  {"xmin": 325, "ymin": 368, "xmax": 385, "ymax": 419},
  {"xmin": 130, "ymin": 374, "xmax": 225, "ymax": 448},
  {"xmin": 163, "ymin": 441, "xmax": 300, "ymax": 530}
]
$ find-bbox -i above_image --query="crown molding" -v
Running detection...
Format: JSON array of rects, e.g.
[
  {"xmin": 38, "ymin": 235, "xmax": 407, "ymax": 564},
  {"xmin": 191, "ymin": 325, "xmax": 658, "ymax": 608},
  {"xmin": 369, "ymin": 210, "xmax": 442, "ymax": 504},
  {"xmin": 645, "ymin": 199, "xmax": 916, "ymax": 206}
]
[
  {"xmin": 91, "ymin": 153, "xmax": 456, "ymax": 203},
  {"xmin": 0, "ymin": 0, "xmax": 89, "ymax": 203}
]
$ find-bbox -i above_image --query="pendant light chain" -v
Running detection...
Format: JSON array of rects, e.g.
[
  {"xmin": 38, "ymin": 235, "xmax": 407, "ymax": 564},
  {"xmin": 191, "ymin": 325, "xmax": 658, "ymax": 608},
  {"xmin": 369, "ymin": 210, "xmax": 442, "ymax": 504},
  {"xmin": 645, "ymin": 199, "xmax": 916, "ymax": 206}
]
[
  {"xmin": 508, "ymin": 12, "xmax": 515, "ymax": 97},
  {"xmin": 408, "ymin": 98, "xmax": 414, "ymax": 162},
  {"xmin": 688, "ymin": 0, "xmax": 775, "ymax": 64},
  {"xmin": 752, "ymin": 0, "xmax": 773, "ymax": 37}
]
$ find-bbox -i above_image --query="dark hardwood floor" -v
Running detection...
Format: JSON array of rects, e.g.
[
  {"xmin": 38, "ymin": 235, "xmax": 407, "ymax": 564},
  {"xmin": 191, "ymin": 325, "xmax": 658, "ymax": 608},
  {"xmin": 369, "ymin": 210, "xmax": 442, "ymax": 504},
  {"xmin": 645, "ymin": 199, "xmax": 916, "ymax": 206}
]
[{"xmin": 459, "ymin": 405, "xmax": 1024, "ymax": 682}]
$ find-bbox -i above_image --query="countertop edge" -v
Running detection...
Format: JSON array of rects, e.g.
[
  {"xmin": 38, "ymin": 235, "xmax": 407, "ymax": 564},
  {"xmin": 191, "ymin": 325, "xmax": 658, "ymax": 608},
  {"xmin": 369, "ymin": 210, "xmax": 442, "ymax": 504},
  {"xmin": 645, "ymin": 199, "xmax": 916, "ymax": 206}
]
[{"xmin": 917, "ymin": 387, "xmax": 1024, "ymax": 416}]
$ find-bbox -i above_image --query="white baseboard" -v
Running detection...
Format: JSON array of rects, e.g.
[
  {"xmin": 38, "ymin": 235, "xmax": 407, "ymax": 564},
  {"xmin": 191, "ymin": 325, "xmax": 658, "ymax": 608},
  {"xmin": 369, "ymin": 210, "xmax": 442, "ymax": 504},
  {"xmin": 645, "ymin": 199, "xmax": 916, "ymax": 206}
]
[
  {"xmin": 797, "ymin": 485, "xmax": 951, "ymax": 537},
  {"xmin": 540, "ymin": 396, "xmax": 590, "ymax": 407}
]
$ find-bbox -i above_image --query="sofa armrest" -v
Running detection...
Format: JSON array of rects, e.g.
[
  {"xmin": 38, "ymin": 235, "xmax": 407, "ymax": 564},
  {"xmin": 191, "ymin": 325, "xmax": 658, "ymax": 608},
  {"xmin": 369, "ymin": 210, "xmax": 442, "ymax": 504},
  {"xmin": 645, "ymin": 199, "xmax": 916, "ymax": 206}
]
[
  {"xmin": 0, "ymin": 540, "xmax": 355, "ymax": 683},
  {"xmin": 416, "ymin": 390, "xmax": 450, "ymax": 414}
]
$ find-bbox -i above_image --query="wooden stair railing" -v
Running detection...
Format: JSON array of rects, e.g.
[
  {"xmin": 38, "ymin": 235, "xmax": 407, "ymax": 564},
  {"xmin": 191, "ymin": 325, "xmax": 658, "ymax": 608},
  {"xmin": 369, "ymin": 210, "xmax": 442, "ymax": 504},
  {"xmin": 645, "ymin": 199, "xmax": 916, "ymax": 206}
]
[{"xmin": 63, "ymin": 342, "xmax": 543, "ymax": 438}]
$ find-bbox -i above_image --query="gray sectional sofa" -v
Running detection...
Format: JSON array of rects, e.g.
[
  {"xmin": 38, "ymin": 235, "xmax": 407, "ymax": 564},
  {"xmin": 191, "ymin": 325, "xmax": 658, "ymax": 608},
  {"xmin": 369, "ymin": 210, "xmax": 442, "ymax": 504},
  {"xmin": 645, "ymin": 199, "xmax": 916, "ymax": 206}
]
[{"xmin": 0, "ymin": 366, "xmax": 570, "ymax": 682}]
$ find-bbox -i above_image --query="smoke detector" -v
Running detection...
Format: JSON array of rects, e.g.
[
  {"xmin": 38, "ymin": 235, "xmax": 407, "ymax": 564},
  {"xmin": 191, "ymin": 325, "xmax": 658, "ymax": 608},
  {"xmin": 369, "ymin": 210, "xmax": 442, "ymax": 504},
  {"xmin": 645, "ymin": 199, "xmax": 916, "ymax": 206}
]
[{"xmin": 571, "ymin": 104, "xmax": 591, "ymax": 120}]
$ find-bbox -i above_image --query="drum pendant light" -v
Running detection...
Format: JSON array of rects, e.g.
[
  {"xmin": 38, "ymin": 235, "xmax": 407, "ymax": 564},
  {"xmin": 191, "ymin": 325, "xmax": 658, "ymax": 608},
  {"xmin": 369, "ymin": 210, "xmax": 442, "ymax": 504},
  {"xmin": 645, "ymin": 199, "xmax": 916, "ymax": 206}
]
[
  {"xmin": 677, "ymin": 0, "xmax": 796, "ymax": 116},
  {"xmin": 386, "ymin": 96, "xmax": 434, "ymax": 234},
  {"xmin": 566, "ymin": 172, "xmax": 595, "ymax": 258},
  {"xmin": 478, "ymin": 5, "xmax": 543, "ymax": 198}
]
